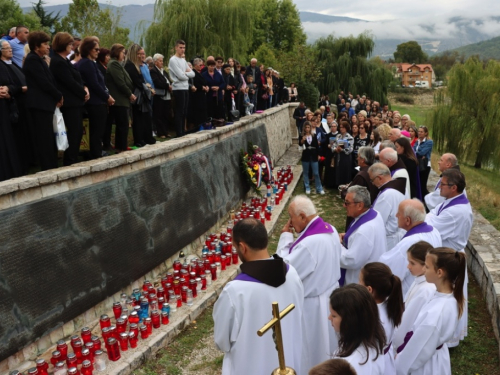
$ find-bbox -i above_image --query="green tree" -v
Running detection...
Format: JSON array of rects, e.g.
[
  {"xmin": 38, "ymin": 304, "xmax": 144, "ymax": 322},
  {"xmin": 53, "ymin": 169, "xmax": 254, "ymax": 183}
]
[
  {"xmin": 60, "ymin": 0, "xmax": 130, "ymax": 47},
  {"xmin": 314, "ymin": 32, "xmax": 393, "ymax": 105},
  {"xmin": 394, "ymin": 40, "xmax": 428, "ymax": 63},
  {"xmin": 0, "ymin": 0, "xmax": 42, "ymax": 35},
  {"xmin": 143, "ymin": 0, "xmax": 253, "ymax": 62},
  {"xmin": 429, "ymin": 57, "xmax": 500, "ymax": 169},
  {"xmin": 32, "ymin": 0, "xmax": 61, "ymax": 33},
  {"xmin": 250, "ymin": 0, "xmax": 306, "ymax": 54}
]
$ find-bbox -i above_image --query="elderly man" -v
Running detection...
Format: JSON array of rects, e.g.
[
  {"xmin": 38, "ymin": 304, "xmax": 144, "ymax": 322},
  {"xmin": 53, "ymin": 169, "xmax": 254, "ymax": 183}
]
[
  {"xmin": 277, "ymin": 195, "xmax": 341, "ymax": 371},
  {"xmin": 426, "ymin": 168, "xmax": 473, "ymax": 347},
  {"xmin": 214, "ymin": 219, "xmax": 304, "ymax": 375},
  {"xmin": 9, "ymin": 26, "xmax": 29, "ymax": 67},
  {"xmin": 1, "ymin": 27, "xmax": 16, "ymax": 41},
  {"xmin": 369, "ymin": 163, "xmax": 406, "ymax": 250},
  {"xmin": 379, "ymin": 148, "xmax": 410, "ymax": 198},
  {"xmin": 150, "ymin": 53, "xmax": 171, "ymax": 138},
  {"xmin": 339, "ymin": 186, "xmax": 386, "ymax": 286},
  {"xmin": 389, "ymin": 128, "xmax": 401, "ymax": 143},
  {"xmin": 379, "ymin": 199, "xmax": 442, "ymax": 295},
  {"xmin": 424, "ymin": 153, "xmax": 463, "ymax": 211}
]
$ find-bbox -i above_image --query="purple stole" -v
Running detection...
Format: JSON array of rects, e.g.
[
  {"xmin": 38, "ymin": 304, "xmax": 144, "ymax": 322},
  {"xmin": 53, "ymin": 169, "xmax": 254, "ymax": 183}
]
[
  {"xmin": 435, "ymin": 178, "xmax": 442, "ymax": 190},
  {"xmin": 339, "ymin": 209, "xmax": 378, "ymax": 286},
  {"xmin": 437, "ymin": 194, "xmax": 469, "ymax": 216},
  {"xmin": 288, "ymin": 217, "xmax": 334, "ymax": 254},
  {"xmin": 234, "ymin": 264, "xmax": 289, "ymax": 283},
  {"xmin": 397, "ymin": 331, "xmax": 443, "ymax": 353},
  {"xmin": 402, "ymin": 222, "xmax": 434, "ymax": 239},
  {"xmin": 390, "ymin": 169, "xmax": 401, "ymax": 177}
]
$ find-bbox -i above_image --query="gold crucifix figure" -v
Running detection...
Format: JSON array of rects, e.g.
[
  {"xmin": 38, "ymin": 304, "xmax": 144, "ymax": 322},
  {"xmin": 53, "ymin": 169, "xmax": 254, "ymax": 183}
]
[{"xmin": 257, "ymin": 302, "xmax": 297, "ymax": 375}]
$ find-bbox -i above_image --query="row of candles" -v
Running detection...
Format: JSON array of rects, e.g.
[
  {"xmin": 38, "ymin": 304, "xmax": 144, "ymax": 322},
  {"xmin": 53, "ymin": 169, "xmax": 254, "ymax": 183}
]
[{"xmin": 12, "ymin": 165, "xmax": 294, "ymax": 375}]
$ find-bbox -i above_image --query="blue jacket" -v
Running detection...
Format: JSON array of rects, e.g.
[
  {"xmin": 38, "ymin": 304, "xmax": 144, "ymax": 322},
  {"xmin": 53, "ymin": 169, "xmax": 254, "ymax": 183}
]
[
  {"xmin": 201, "ymin": 70, "xmax": 225, "ymax": 102},
  {"xmin": 413, "ymin": 138, "xmax": 433, "ymax": 160},
  {"xmin": 75, "ymin": 58, "xmax": 109, "ymax": 105}
]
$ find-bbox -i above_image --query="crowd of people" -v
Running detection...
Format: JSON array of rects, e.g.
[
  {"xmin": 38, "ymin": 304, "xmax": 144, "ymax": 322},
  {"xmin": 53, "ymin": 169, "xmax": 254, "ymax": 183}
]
[
  {"xmin": 214, "ymin": 90, "xmax": 473, "ymax": 374},
  {"xmin": 0, "ymin": 27, "xmax": 297, "ymax": 182}
]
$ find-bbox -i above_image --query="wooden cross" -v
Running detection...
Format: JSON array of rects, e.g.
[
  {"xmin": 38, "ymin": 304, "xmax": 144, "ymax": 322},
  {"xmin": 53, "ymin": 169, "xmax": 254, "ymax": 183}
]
[{"xmin": 257, "ymin": 302, "xmax": 297, "ymax": 375}]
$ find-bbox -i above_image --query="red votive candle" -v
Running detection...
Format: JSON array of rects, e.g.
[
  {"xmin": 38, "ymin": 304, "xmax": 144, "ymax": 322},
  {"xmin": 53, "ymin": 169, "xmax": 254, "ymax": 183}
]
[
  {"xmin": 106, "ymin": 338, "xmax": 121, "ymax": 362},
  {"xmin": 112, "ymin": 302, "xmax": 122, "ymax": 319},
  {"xmin": 99, "ymin": 314, "xmax": 111, "ymax": 330},
  {"xmin": 161, "ymin": 311, "xmax": 169, "ymax": 325},
  {"xmin": 51, "ymin": 350, "xmax": 61, "ymax": 366},
  {"xmin": 151, "ymin": 310, "xmax": 161, "ymax": 329},
  {"xmin": 81, "ymin": 327, "xmax": 92, "ymax": 344},
  {"xmin": 128, "ymin": 331, "xmax": 138, "ymax": 348},
  {"xmin": 35, "ymin": 359, "xmax": 49, "ymax": 375},
  {"xmin": 119, "ymin": 332, "xmax": 129, "ymax": 352}
]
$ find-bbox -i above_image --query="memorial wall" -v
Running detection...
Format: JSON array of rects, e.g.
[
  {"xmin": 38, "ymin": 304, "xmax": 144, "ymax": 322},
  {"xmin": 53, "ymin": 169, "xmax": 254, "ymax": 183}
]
[{"xmin": 0, "ymin": 105, "xmax": 294, "ymax": 366}]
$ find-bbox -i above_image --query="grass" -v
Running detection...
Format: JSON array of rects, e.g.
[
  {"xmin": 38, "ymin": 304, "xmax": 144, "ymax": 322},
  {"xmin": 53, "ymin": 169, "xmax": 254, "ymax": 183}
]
[{"xmin": 391, "ymin": 104, "xmax": 432, "ymax": 126}]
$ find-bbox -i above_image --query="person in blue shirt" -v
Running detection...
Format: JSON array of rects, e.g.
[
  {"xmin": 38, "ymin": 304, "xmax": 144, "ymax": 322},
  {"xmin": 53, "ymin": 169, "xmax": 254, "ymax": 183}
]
[
  {"xmin": 9, "ymin": 26, "xmax": 29, "ymax": 67},
  {"xmin": 341, "ymin": 101, "xmax": 355, "ymax": 118},
  {"xmin": 1, "ymin": 27, "xmax": 16, "ymax": 41}
]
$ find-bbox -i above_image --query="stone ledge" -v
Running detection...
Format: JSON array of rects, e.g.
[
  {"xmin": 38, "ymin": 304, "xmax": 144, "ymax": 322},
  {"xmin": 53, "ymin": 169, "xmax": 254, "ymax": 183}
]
[{"xmin": 2, "ymin": 149, "xmax": 303, "ymax": 374}]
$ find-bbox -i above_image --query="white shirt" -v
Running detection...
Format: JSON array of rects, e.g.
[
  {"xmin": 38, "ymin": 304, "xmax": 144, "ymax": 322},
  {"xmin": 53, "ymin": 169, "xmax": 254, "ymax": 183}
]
[
  {"xmin": 378, "ymin": 301, "xmax": 396, "ymax": 375},
  {"xmin": 340, "ymin": 210, "xmax": 387, "ymax": 285},
  {"xmin": 392, "ymin": 168, "xmax": 411, "ymax": 199},
  {"xmin": 277, "ymin": 216, "xmax": 341, "ymax": 371},
  {"xmin": 379, "ymin": 224, "xmax": 442, "ymax": 296},
  {"xmin": 168, "ymin": 55, "xmax": 195, "ymax": 90},
  {"xmin": 426, "ymin": 193, "xmax": 473, "ymax": 251},
  {"xmin": 213, "ymin": 264, "xmax": 304, "ymax": 375},
  {"xmin": 337, "ymin": 346, "xmax": 385, "ymax": 375},
  {"xmin": 373, "ymin": 186, "xmax": 406, "ymax": 250}
]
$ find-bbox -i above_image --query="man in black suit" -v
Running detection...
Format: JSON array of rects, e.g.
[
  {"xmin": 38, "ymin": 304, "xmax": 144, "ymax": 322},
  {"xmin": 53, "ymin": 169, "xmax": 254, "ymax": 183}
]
[{"xmin": 150, "ymin": 53, "xmax": 171, "ymax": 138}]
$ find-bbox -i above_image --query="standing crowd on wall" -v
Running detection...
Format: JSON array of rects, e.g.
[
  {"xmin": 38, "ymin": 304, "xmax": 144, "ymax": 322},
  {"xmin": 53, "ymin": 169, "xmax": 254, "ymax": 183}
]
[{"xmin": 0, "ymin": 27, "xmax": 299, "ymax": 182}]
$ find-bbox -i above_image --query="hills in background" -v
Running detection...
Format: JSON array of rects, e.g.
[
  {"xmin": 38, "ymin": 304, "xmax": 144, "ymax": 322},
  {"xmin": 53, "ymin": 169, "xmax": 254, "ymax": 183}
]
[{"xmin": 22, "ymin": 4, "xmax": 500, "ymax": 60}]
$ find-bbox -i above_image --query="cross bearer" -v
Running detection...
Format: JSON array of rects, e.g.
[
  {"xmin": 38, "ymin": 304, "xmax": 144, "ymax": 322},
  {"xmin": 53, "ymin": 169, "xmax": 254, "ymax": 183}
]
[{"xmin": 213, "ymin": 218, "xmax": 305, "ymax": 375}]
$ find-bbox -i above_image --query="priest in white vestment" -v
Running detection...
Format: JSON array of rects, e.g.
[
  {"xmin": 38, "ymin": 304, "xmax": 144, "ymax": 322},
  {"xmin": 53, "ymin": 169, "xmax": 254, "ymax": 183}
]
[
  {"xmin": 424, "ymin": 153, "xmax": 462, "ymax": 211},
  {"xmin": 214, "ymin": 218, "xmax": 305, "ymax": 375},
  {"xmin": 379, "ymin": 148, "xmax": 411, "ymax": 199},
  {"xmin": 369, "ymin": 163, "xmax": 407, "ymax": 250},
  {"xmin": 380, "ymin": 199, "xmax": 442, "ymax": 296},
  {"xmin": 426, "ymin": 169, "xmax": 473, "ymax": 347},
  {"xmin": 339, "ymin": 185, "xmax": 387, "ymax": 286},
  {"xmin": 277, "ymin": 195, "xmax": 341, "ymax": 371}
]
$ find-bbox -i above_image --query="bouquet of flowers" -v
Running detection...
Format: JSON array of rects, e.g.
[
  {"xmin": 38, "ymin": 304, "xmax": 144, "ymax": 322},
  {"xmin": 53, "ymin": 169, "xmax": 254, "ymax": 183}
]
[{"xmin": 240, "ymin": 142, "xmax": 272, "ymax": 195}]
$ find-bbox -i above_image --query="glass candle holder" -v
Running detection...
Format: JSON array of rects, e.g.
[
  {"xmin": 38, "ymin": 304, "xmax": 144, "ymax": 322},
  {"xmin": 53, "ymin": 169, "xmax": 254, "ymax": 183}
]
[
  {"xmin": 67, "ymin": 367, "xmax": 80, "ymax": 375},
  {"xmin": 151, "ymin": 310, "xmax": 161, "ymax": 328},
  {"xmin": 232, "ymin": 250, "xmax": 239, "ymax": 264},
  {"xmin": 181, "ymin": 286, "xmax": 188, "ymax": 303},
  {"xmin": 139, "ymin": 324, "xmax": 149, "ymax": 340},
  {"xmin": 54, "ymin": 362, "xmax": 67, "ymax": 375},
  {"xmin": 176, "ymin": 295, "xmax": 182, "ymax": 309},
  {"xmin": 81, "ymin": 348, "xmax": 91, "ymax": 364},
  {"xmin": 99, "ymin": 315, "xmax": 111, "ymax": 330},
  {"xmin": 72, "ymin": 340, "xmax": 83, "ymax": 364},
  {"xmin": 35, "ymin": 359, "xmax": 49, "ymax": 375},
  {"xmin": 81, "ymin": 360, "xmax": 93, "ymax": 375},
  {"xmin": 116, "ymin": 318, "xmax": 126, "ymax": 334},
  {"xmin": 210, "ymin": 264, "xmax": 217, "ymax": 281},
  {"xmin": 144, "ymin": 317, "xmax": 152, "ymax": 335},
  {"xmin": 106, "ymin": 338, "xmax": 121, "ymax": 362},
  {"xmin": 91, "ymin": 336, "xmax": 101, "ymax": 351},
  {"xmin": 56, "ymin": 340, "xmax": 68, "ymax": 360},
  {"xmin": 129, "ymin": 311, "xmax": 140, "ymax": 324},
  {"xmin": 27, "ymin": 369, "xmax": 39, "ymax": 375},
  {"xmin": 51, "ymin": 351, "xmax": 62, "ymax": 366},
  {"xmin": 85, "ymin": 341, "xmax": 95, "ymax": 358},
  {"xmin": 112, "ymin": 302, "xmax": 123, "ymax": 320},
  {"xmin": 128, "ymin": 331, "xmax": 138, "ymax": 348},
  {"xmin": 119, "ymin": 332, "xmax": 129, "ymax": 352},
  {"xmin": 161, "ymin": 311, "xmax": 169, "ymax": 325},
  {"xmin": 81, "ymin": 327, "xmax": 92, "ymax": 344},
  {"xmin": 66, "ymin": 353, "xmax": 77, "ymax": 369},
  {"xmin": 93, "ymin": 350, "xmax": 107, "ymax": 372},
  {"xmin": 186, "ymin": 289, "xmax": 194, "ymax": 306}
]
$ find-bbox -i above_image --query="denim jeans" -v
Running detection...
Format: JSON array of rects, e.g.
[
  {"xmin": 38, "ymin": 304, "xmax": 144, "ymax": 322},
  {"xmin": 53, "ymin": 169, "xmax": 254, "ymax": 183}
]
[{"xmin": 302, "ymin": 160, "xmax": 323, "ymax": 192}]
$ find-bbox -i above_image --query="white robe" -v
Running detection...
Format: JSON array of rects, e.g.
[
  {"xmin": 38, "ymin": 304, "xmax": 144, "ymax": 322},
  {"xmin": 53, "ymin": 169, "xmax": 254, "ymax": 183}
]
[
  {"xmin": 426, "ymin": 193, "xmax": 472, "ymax": 346},
  {"xmin": 213, "ymin": 264, "xmax": 305, "ymax": 375},
  {"xmin": 392, "ymin": 168, "xmax": 411, "ymax": 199},
  {"xmin": 395, "ymin": 292, "xmax": 458, "ymax": 375},
  {"xmin": 378, "ymin": 301, "xmax": 396, "ymax": 375},
  {"xmin": 393, "ymin": 275, "xmax": 436, "ymax": 350},
  {"xmin": 337, "ymin": 346, "xmax": 385, "ymax": 375},
  {"xmin": 373, "ymin": 187, "xmax": 406, "ymax": 250},
  {"xmin": 424, "ymin": 179, "xmax": 444, "ymax": 211},
  {"xmin": 340, "ymin": 210, "xmax": 387, "ymax": 285},
  {"xmin": 379, "ymin": 225, "xmax": 442, "ymax": 296},
  {"xmin": 277, "ymin": 216, "xmax": 341, "ymax": 370}
]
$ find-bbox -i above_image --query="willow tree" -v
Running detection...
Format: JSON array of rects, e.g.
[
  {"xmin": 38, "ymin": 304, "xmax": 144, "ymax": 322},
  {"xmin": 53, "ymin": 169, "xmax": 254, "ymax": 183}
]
[
  {"xmin": 429, "ymin": 57, "xmax": 500, "ymax": 169},
  {"xmin": 143, "ymin": 0, "xmax": 252, "ymax": 61},
  {"xmin": 314, "ymin": 32, "xmax": 393, "ymax": 104}
]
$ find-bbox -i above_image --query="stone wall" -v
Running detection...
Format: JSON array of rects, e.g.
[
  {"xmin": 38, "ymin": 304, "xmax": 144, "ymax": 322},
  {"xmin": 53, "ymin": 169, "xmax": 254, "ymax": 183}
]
[{"xmin": 0, "ymin": 104, "xmax": 293, "ymax": 367}]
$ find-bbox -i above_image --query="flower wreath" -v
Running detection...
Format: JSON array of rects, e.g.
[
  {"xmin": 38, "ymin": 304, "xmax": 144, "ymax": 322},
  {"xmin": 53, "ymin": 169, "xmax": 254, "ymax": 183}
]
[{"xmin": 240, "ymin": 142, "xmax": 272, "ymax": 195}]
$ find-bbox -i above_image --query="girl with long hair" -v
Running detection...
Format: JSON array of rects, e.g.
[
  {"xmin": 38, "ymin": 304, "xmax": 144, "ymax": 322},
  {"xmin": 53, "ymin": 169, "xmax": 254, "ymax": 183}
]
[
  {"xmin": 299, "ymin": 121, "xmax": 324, "ymax": 195},
  {"xmin": 393, "ymin": 241, "xmax": 436, "ymax": 350},
  {"xmin": 329, "ymin": 284, "xmax": 386, "ymax": 374},
  {"xmin": 395, "ymin": 247, "xmax": 466, "ymax": 375},
  {"xmin": 395, "ymin": 137, "xmax": 421, "ymax": 200},
  {"xmin": 360, "ymin": 262, "xmax": 404, "ymax": 375}
]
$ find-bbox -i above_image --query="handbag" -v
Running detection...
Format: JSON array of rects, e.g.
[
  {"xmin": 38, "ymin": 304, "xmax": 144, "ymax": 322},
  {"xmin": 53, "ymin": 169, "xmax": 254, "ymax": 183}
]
[
  {"xmin": 53, "ymin": 107, "xmax": 69, "ymax": 151},
  {"xmin": 261, "ymin": 92, "xmax": 269, "ymax": 100},
  {"xmin": 418, "ymin": 157, "xmax": 427, "ymax": 172}
]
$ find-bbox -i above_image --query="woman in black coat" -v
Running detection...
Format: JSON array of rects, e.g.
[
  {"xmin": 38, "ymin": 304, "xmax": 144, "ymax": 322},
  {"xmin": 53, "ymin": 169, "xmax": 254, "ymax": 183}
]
[
  {"xmin": 76, "ymin": 37, "xmax": 114, "ymax": 159},
  {"xmin": 150, "ymin": 53, "xmax": 171, "ymax": 138},
  {"xmin": 23, "ymin": 31, "xmax": 63, "ymax": 170},
  {"xmin": 201, "ymin": 60, "xmax": 225, "ymax": 121},
  {"xmin": 50, "ymin": 32, "xmax": 88, "ymax": 166},
  {"xmin": 187, "ymin": 57, "xmax": 208, "ymax": 127},
  {"xmin": 124, "ymin": 43, "xmax": 155, "ymax": 147},
  {"xmin": 299, "ymin": 121, "xmax": 325, "ymax": 195}
]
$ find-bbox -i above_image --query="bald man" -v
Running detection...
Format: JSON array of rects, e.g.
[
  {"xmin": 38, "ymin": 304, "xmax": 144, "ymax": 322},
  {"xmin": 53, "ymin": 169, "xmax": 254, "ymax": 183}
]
[
  {"xmin": 379, "ymin": 199, "xmax": 442, "ymax": 296},
  {"xmin": 424, "ymin": 153, "xmax": 465, "ymax": 211},
  {"xmin": 389, "ymin": 128, "xmax": 401, "ymax": 143},
  {"xmin": 379, "ymin": 148, "xmax": 410, "ymax": 199}
]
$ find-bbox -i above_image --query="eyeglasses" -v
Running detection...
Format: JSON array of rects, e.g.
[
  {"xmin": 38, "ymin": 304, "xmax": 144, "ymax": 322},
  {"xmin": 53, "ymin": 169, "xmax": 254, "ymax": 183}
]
[{"xmin": 343, "ymin": 200, "xmax": 360, "ymax": 206}]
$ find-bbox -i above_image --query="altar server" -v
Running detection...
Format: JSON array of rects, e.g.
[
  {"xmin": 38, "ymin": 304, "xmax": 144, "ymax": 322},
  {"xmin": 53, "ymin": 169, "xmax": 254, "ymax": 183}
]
[
  {"xmin": 277, "ymin": 195, "xmax": 341, "ymax": 370},
  {"xmin": 368, "ymin": 163, "xmax": 406, "ymax": 250},
  {"xmin": 395, "ymin": 247, "xmax": 466, "ymax": 375},
  {"xmin": 426, "ymin": 168, "xmax": 472, "ymax": 347},
  {"xmin": 379, "ymin": 148, "xmax": 411, "ymax": 199},
  {"xmin": 329, "ymin": 284, "xmax": 386, "ymax": 374},
  {"xmin": 214, "ymin": 218, "xmax": 304, "ymax": 375},
  {"xmin": 360, "ymin": 262, "xmax": 404, "ymax": 375},
  {"xmin": 424, "ymin": 153, "xmax": 460, "ymax": 211},
  {"xmin": 379, "ymin": 199, "xmax": 442, "ymax": 295},
  {"xmin": 339, "ymin": 186, "xmax": 387, "ymax": 286},
  {"xmin": 393, "ymin": 241, "xmax": 436, "ymax": 350}
]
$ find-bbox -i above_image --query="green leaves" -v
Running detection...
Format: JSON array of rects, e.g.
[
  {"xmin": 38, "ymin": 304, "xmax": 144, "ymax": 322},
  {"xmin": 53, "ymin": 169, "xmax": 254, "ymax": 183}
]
[{"xmin": 394, "ymin": 41, "xmax": 428, "ymax": 64}]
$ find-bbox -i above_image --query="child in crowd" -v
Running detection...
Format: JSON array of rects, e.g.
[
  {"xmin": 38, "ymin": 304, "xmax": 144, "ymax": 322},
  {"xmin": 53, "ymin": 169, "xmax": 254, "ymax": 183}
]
[
  {"xmin": 359, "ymin": 262, "xmax": 404, "ymax": 375},
  {"xmin": 395, "ymin": 247, "xmax": 466, "ymax": 375},
  {"xmin": 393, "ymin": 241, "xmax": 436, "ymax": 350},
  {"xmin": 246, "ymin": 74, "xmax": 256, "ymax": 113},
  {"xmin": 329, "ymin": 284, "xmax": 386, "ymax": 374},
  {"xmin": 243, "ymin": 87, "xmax": 254, "ymax": 116},
  {"xmin": 309, "ymin": 358, "xmax": 357, "ymax": 375}
]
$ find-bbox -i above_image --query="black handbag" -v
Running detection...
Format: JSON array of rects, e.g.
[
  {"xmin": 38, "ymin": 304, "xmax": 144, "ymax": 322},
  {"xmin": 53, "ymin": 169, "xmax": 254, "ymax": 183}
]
[{"xmin": 418, "ymin": 157, "xmax": 427, "ymax": 172}]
